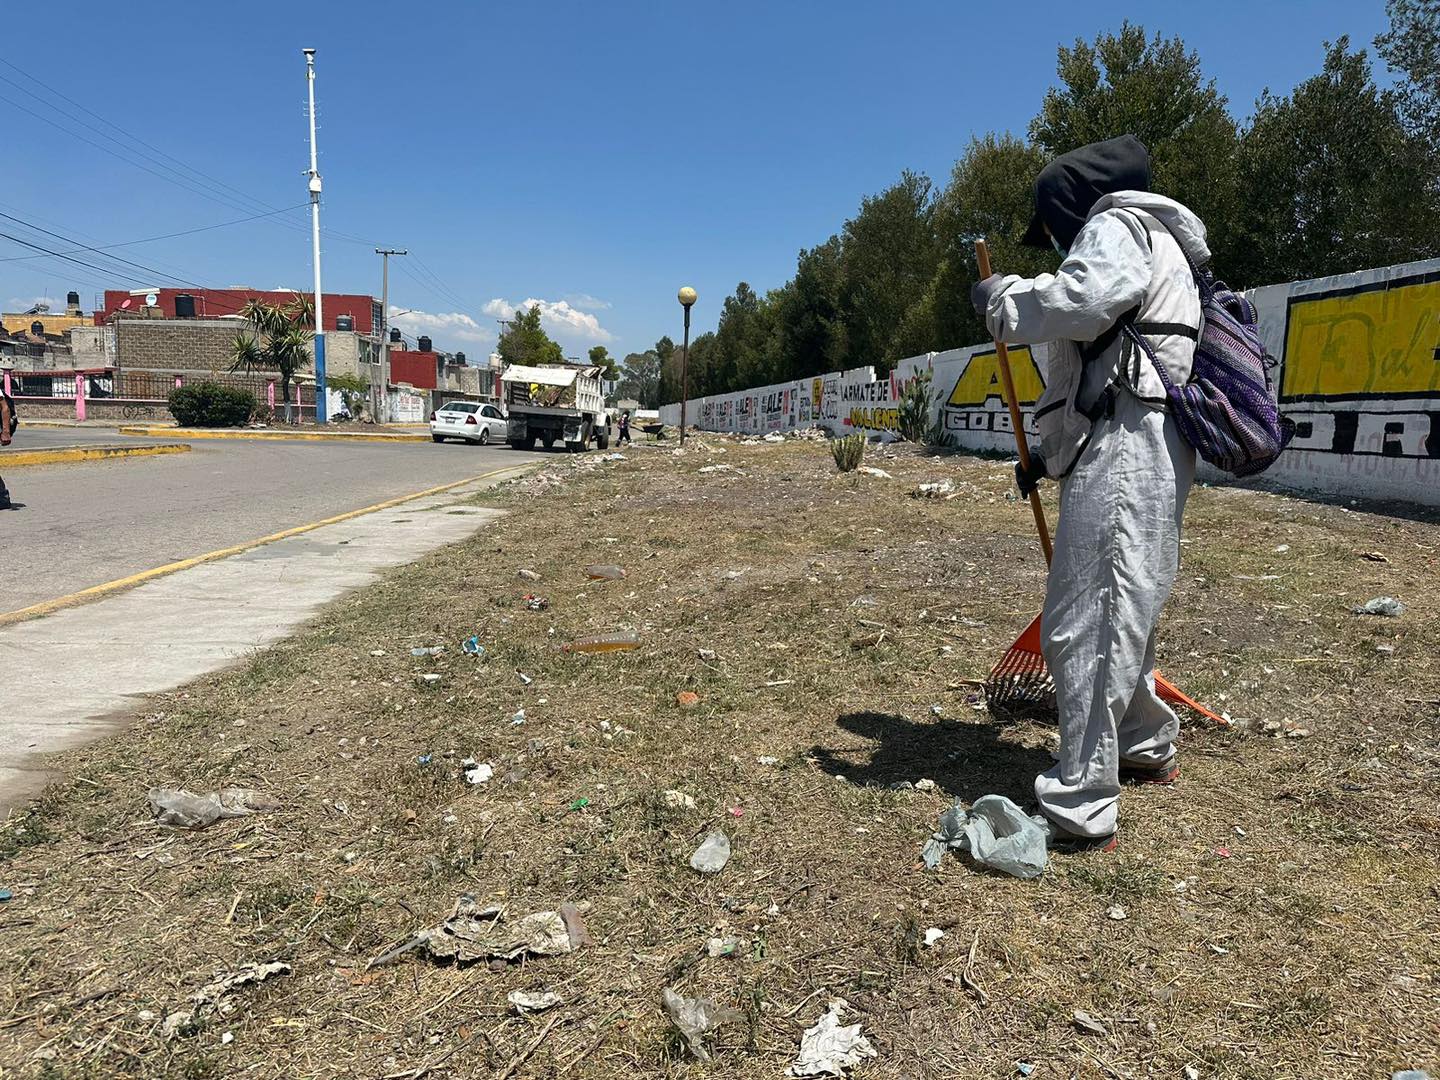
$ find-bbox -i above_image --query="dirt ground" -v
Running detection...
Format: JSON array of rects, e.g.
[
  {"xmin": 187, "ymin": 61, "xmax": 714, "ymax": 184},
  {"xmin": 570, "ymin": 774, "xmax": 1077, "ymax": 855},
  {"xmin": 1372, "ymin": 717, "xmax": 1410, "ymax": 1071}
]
[{"xmin": 2, "ymin": 435, "xmax": 1436, "ymax": 1080}]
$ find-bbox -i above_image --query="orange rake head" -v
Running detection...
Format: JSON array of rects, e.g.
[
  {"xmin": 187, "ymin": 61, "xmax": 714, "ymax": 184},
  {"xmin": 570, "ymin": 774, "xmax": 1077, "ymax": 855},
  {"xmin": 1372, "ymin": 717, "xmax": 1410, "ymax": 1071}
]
[{"xmin": 984, "ymin": 614, "xmax": 1229, "ymax": 726}]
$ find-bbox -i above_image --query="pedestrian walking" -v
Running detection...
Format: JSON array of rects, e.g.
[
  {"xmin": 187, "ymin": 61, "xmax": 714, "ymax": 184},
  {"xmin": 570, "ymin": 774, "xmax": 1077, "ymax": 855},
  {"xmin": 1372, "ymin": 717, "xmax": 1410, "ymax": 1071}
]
[
  {"xmin": 617, "ymin": 410, "xmax": 632, "ymax": 446},
  {"xmin": 1, "ymin": 360, "xmax": 19, "ymax": 511},
  {"xmin": 971, "ymin": 135, "xmax": 1208, "ymax": 847}
]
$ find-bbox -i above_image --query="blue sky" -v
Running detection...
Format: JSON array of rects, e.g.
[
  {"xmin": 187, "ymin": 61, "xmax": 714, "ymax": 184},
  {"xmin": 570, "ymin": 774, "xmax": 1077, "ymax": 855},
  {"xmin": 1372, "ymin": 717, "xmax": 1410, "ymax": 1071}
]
[{"xmin": 1, "ymin": 0, "xmax": 1394, "ymax": 359}]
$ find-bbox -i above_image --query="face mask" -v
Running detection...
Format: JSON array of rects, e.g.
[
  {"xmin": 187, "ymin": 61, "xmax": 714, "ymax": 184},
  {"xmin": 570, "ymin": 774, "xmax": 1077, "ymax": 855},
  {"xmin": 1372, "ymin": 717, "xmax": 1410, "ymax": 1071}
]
[{"xmin": 1051, "ymin": 236, "xmax": 1068, "ymax": 259}]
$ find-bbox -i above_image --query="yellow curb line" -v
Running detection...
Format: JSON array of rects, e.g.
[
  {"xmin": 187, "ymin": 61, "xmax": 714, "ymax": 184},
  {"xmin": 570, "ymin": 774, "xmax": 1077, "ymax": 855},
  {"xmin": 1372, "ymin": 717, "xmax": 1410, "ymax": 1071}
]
[
  {"xmin": 118, "ymin": 425, "xmax": 430, "ymax": 443},
  {"xmin": 0, "ymin": 464, "xmax": 532, "ymax": 627},
  {"xmin": 1, "ymin": 443, "xmax": 191, "ymax": 468}
]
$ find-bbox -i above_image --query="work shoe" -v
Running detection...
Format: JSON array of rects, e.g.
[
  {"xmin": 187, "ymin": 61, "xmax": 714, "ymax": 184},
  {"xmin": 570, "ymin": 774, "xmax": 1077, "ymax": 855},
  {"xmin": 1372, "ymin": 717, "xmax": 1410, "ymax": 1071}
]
[
  {"xmin": 1036, "ymin": 809, "xmax": 1118, "ymax": 853},
  {"xmin": 1119, "ymin": 758, "xmax": 1180, "ymax": 785}
]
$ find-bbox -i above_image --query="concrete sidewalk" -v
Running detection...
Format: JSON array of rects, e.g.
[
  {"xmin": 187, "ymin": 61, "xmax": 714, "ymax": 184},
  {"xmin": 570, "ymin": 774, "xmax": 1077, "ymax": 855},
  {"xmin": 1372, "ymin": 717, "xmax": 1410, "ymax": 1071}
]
[{"xmin": 0, "ymin": 472, "xmax": 517, "ymax": 814}]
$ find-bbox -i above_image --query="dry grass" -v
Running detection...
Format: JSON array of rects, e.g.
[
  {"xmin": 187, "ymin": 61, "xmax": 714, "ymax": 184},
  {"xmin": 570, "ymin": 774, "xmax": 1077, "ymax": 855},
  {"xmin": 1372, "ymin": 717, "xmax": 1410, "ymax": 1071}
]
[{"xmin": 1, "ymin": 435, "xmax": 1437, "ymax": 1079}]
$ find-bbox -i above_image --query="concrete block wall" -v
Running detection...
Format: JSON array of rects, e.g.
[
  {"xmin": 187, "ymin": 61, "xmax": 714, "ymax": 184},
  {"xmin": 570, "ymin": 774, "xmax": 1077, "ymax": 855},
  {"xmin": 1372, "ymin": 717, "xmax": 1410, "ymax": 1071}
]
[{"xmin": 114, "ymin": 318, "xmax": 243, "ymax": 371}]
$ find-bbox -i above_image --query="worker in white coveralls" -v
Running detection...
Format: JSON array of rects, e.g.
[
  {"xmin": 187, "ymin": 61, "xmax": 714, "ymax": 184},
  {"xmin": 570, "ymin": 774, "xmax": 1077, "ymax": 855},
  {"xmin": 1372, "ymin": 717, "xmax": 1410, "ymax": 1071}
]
[{"xmin": 970, "ymin": 134, "xmax": 1208, "ymax": 848}]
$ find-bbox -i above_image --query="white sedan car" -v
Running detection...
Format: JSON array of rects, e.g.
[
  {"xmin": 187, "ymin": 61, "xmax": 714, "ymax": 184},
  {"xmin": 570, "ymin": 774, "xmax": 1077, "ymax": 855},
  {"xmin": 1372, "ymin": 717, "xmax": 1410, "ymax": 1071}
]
[{"xmin": 430, "ymin": 401, "xmax": 507, "ymax": 445}]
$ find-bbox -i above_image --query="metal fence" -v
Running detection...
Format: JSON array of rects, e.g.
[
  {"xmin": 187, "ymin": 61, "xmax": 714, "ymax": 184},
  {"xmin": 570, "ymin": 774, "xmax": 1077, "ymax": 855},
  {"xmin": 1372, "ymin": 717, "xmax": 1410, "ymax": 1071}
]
[{"xmin": 4, "ymin": 367, "xmax": 315, "ymax": 421}]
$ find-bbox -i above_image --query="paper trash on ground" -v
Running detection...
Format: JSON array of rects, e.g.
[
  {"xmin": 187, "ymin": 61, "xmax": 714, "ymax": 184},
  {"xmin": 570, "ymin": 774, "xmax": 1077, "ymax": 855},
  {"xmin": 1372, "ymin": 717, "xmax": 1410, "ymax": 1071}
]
[{"xmin": 788, "ymin": 998, "xmax": 878, "ymax": 1076}]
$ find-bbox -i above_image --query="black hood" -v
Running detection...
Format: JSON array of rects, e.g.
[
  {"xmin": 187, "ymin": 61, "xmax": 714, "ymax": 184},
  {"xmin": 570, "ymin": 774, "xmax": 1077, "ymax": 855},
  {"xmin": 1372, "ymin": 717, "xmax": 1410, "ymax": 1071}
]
[{"xmin": 1021, "ymin": 135, "xmax": 1152, "ymax": 250}]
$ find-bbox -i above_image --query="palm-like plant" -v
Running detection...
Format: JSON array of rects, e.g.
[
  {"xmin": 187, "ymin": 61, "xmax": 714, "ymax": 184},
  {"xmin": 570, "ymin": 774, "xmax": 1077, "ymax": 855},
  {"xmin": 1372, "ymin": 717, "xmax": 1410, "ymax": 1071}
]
[{"xmin": 230, "ymin": 298, "xmax": 313, "ymax": 422}]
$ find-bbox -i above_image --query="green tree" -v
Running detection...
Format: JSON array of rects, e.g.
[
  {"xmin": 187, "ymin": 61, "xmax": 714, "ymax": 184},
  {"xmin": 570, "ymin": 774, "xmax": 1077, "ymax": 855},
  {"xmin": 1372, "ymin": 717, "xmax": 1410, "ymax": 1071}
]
[
  {"xmin": 838, "ymin": 170, "xmax": 941, "ymax": 372},
  {"xmin": 1376, "ymin": 0, "xmax": 1440, "ymax": 149},
  {"xmin": 1030, "ymin": 22, "xmax": 1241, "ymax": 265},
  {"xmin": 497, "ymin": 305, "xmax": 564, "ymax": 367},
  {"xmin": 230, "ymin": 294, "xmax": 313, "ymax": 423},
  {"xmin": 772, "ymin": 237, "xmax": 848, "ymax": 381},
  {"xmin": 899, "ymin": 134, "xmax": 1053, "ymax": 357},
  {"xmin": 587, "ymin": 344, "xmax": 617, "ymax": 380},
  {"xmin": 615, "ymin": 349, "xmax": 661, "ymax": 407},
  {"xmin": 1229, "ymin": 38, "xmax": 1440, "ymax": 286}
]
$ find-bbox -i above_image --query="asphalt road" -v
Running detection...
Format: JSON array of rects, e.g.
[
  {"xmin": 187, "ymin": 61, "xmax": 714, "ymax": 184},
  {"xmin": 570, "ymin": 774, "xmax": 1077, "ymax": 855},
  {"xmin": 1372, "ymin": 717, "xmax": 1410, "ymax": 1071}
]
[{"xmin": 0, "ymin": 429, "xmax": 544, "ymax": 613}]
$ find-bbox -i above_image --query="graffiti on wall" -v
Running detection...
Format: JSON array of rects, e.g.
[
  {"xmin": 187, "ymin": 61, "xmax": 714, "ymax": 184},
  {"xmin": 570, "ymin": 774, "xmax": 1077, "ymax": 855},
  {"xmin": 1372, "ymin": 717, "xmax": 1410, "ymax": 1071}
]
[
  {"xmin": 938, "ymin": 346, "xmax": 1044, "ymax": 436},
  {"xmin": 1280, "ymin": 273, "xmax": 1440, "ymax": 461}
]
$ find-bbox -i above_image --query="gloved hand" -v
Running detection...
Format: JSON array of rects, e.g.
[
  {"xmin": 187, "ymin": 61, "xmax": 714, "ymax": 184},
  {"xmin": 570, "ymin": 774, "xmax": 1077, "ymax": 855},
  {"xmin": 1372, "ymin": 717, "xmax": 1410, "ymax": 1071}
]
[
  {"xmin": 970, "ymin": 274, "xmax": 1004, "ymax": 318},
  {"xmin": 1015, "ymin": 452, "xmax": 1046, "ymax": 498}
]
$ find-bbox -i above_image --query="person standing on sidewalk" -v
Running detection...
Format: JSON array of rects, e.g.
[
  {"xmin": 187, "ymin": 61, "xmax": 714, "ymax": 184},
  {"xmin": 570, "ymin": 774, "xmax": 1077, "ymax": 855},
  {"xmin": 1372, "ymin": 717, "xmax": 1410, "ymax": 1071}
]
[{"xmin": 1, "ymin": 359, "xmax": 19, "ymax": 510}]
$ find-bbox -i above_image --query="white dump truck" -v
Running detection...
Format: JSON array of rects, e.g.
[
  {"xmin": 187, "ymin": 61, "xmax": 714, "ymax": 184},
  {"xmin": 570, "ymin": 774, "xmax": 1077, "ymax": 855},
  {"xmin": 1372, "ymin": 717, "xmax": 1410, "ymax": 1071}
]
[{"xmin": 501, "ymin": 363, "xmax": 612, "ymax": 451}]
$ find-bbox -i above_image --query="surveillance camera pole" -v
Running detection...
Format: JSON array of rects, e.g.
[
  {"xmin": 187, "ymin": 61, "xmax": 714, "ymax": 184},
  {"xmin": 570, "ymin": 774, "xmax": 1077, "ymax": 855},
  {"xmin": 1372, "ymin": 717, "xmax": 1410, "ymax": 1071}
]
[
  {"xmin": 375, "ymin": 249, "xmax": 406, "ymax": 422},
  {"xmin": 304, "ymin": 48, "xmax": 326, "ymax": 424}
]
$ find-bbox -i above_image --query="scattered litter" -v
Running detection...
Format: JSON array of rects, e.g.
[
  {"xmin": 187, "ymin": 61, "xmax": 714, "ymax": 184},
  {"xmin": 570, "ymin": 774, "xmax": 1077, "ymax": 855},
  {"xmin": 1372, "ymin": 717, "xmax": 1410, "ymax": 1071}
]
[
  {"xmin": 788, "ymin": 998, "xmax": 878, "ymax": 1077},
  {"xmin": 1073, "ymin": 1009, "xmax": 1107, "ymax": 1036},
  {"xmin": 661, "ymin": 986, "xmax": 742, "ymax": 1062},
  {"xmin": 1184, "ymin": 1067, "xmax": 1200, "ymax": 1080},
  {"xmin": 417, "ymin": 753, "xmax": 433, "ymax": 766},
  {"xmin": 600, "ymin": 452, "xmax": 627, "ymax": 461},
  {"xmin": 662, "ymin": 790, "xmax": 696, "ymax": 810},
  {"xmin": 1360, "ymin": 551, "xmax": 1389, "ymax": 563},
  {"xmin": 369, "ymin": 649, "xmax": 386, "ymax": 657},
  {"xmin": 856, "ymin": 465, "xmax": 893, "ymax": 479},
  {"xmin": 161, "ymin": 961, "xmax": 291, "ymax": 1038},
  {"xmin": 676, "ymin": 691, "xmax": 701, "ymax": 710},
  {"xmin": 521, "ymin": 594, "xmax": 550, "ymax": 611},
  {"xmin": 698, "ymin": 464, "xmax": 736, "ymax": 474},
  {"xmin": 1259, "ymin": 718, "xmax": 1311, "ymax": 738},
  {"xmin": 727, "ymin": 805, "xmax": 744, "ymax": 818},
  {"xmin": 913, "ymin": 480, "xmax": 956, "ymax": 499},
  {"xmin": 921, "ymin": 795, "xmax": 1048, "ymax": 879},
  {"xmin": 508, "ymin": 990, "xmax": 562, "ymax": 1013},
  {"xmin": 394, "ymin": 897, "xmax": 581, "ymax": 965},
  {"xmin": 517, "ymin": 568, "xmax": 541, "ymax": 581},
  {"xmin": 461, "ymin": 636, "xmax": 485, "ymax": 656},
  {"xmin": 1017, "ymin": 1064, "xmax": 1036, "ymax": 1077},
  {"xmin": 1213, "ymin": 846, "xmax": 1232, "ymax": 858},
  {"xmin": 762, "ymin": 432, "xmax": 785, "ymax": 443},
  {"xmin": 148, "ymin": 788, "xmax": 279, "ymax": 830},
  {"xmin": 220, "ymin": 1031, "xmax": 233, "ymax": 1045},
  {"xmin": 850, "ymin": 631, "xmax": 886, "ymax": 649},
  {"xmin": 757, "ymin": 756, "xmax": 779, "ymax": 767},
  {"xmin": 1353, "ymin": 596, "xmax": 1404, "ymax": 617},
  {"xmin": 922, "ymin": 928, "xmax": 945, "ymax": 948},
  {"xmin": 410, "ymin": 646, "xmax": 445, "ymax": 657},
  {"xmin": 698, "ymin": 648, "xmax": 718, "ymax": 662},
  {"xmin": 929, "ymin": 703, "xmax": 944, "ymax": 717},
  {"xmin": 462, "ymin": 760, "xmax": 494, "ymax": 785},
  {"xmin": 850, "ymin": 595, "xmax": 878, "ymax": 607},
  {"xmin": 1376, "ymin": 644, "xmax": 1396, "ymax": 655},
  {"xmin": 1107, "ymin": 904, "xmax": 1127, "ymax": 921},
  {"xmin": 517, "ymin": 670, "xmax": 533, "ymax": 684},
  {"xmin": 1208, "ymin": 943, "xmax": 1230, "ymax": 955},
  {"xmin": 559, "ymin": 631, "xmax": 640, "ymax": 653},
  {"xmin": 418, "ymin": 673, "xmax": 442, "ymax": 685},
  {"xmin": 568, "ymin": 797, "xmax": 590, "ymax": 812},
  {"xmin": 690, "ymin": 830, "xmax": 732, "ymax": 874},
  {"xmin": 914, "ymin": 778, "xmax": 937, "ymax": 792},
  {"xmin": 0, "ymin": 888, "xmax": 12, "ymax": 902},
  {"xmin": 509, "ymin": 709, "xmax": 527, "ymax": 726},
  {"xmin": 584, "ymin": 564, "xmax": 627, "ymax": 580},
  {"xmin": 707, "ymin": 935, "xmax": 745, "ymax": 958},
  {"xmin": 1392, "ymin": 1072, "xmax": 1431, "ymax": 1080}
]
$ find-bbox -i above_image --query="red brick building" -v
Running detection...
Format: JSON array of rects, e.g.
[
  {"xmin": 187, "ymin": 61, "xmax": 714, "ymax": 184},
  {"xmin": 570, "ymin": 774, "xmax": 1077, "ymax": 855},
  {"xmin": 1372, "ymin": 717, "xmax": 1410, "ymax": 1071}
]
[
  {"xmin": 96, "ymin": 288, "xmax": 381, "ymax": 333},
  {"xmin": 387, "ymin": 349, "xmax": 438, "ymax": 390}
]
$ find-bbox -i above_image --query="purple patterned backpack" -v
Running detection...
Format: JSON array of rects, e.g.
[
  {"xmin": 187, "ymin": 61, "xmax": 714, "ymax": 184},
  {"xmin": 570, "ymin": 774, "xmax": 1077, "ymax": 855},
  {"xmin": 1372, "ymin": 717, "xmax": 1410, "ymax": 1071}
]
[{"xmin": 1127, "ymin": 249, "xmax": 1294, "ymax": 477}]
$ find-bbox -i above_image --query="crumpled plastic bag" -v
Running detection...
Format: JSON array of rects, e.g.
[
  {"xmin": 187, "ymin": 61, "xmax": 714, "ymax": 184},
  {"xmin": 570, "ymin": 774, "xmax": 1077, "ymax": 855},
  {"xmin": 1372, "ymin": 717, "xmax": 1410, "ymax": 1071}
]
[
  {"xmin": 148, "ymin": 788, "xmax": 280, "ymax": 830},
  {"xmin": 661, "ymin": 986, "xmax": 742, "ymax": 1062},
  {"xmin": 161, "ymin": 961, "xmax": 291, "ymax": 1037},
  {"xmin": 788, "ymin": 998, "xmax": 878, "ymax": 1076},
  {"xmin": 920, "ymin": 794, "xmax": 1048, "ymax": 880}
]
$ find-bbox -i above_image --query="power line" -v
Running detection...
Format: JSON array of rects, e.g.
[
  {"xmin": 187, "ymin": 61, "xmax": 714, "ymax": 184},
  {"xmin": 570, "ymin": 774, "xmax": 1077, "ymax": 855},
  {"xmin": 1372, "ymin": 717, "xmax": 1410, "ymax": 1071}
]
[
  {"xmin": 0, "ymin": 204, "xmax": 310, "ymax": 263},
  {"xmin": 0, "ymin": 230, "xmax": 149, "ymax": 286}
]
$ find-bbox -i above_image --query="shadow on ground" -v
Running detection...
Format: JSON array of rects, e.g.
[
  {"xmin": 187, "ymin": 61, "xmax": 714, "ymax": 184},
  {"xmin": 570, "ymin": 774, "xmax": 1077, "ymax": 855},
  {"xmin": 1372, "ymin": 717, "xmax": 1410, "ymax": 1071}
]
[{"xmin": 809, "ymin": 710, "xmax": 1053, "ymax": 805}]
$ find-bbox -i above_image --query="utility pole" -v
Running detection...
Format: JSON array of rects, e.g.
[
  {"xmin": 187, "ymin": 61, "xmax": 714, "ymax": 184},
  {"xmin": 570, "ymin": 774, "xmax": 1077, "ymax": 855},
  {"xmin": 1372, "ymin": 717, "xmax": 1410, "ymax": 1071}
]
[
  {"xmin": 375, "ymin": 248, "xmax": 406, "ymax": 422},
  {"xmin": 304, "ymin": 48, "xmax": 326, "ymax": 424}
]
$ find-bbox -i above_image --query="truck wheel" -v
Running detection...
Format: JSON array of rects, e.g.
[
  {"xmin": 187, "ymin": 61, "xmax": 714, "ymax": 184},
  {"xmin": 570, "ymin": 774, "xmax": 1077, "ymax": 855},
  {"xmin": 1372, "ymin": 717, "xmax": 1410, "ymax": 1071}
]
[
  {"xmin": 541, "ymin": 436, "xmax": 555, "ymax": 450},
  {"xmin": 565, "ymin": 441, "xmax": 585, "ymax": 452},
  {"xmin": 510, "ymin": 436, "xmax": 536, "ymax": 451},
  {"xmin": 596, "ymin": 431, "xmax": 610, "ymax": 450}
]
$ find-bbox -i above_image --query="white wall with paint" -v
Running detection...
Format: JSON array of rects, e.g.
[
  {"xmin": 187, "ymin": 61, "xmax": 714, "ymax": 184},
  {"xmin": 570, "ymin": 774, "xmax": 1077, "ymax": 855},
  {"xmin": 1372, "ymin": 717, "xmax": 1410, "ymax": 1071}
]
[{"xmin": 662, "ymin": 256, "xmax": 1440, "ymax": 507}]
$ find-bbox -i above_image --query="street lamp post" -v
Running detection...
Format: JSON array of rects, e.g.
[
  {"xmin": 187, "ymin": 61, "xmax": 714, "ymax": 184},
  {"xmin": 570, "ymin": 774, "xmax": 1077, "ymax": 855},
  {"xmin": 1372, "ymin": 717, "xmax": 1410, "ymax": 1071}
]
[{"xmin": 677, "ymin": 286, "xmax": 697, "ymax": 446}]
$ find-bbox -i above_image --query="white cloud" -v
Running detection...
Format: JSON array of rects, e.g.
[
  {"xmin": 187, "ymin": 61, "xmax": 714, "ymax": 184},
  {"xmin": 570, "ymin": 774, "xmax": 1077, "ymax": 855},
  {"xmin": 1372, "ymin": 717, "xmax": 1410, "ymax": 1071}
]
[
  {"xmin": 389, "ymin": 306, "xmax": 495, "ymax": 348},
  {"xmin": 482, "ymin": 297, "xmax": 614, "ymax": 343},
  {"xmin": 564, "ymin": 292, "xmax": 611, "ymax": 311},
  {"xmin": 7, "ymin": 295, "xmax": 59, "ymax": 311}
]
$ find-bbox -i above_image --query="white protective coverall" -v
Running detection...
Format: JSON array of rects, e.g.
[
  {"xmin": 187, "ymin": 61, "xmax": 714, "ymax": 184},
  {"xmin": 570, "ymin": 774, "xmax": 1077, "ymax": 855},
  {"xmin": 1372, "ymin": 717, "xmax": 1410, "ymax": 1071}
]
[{"xmin": 983, "ymin": 192, "xmax": 1210, "ymax": 839}]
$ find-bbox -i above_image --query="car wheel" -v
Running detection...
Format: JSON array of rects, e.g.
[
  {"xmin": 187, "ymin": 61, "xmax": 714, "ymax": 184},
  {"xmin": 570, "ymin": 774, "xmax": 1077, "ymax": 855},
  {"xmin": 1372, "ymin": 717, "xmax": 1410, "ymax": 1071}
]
[
  {"xmin": 431, "ymin": 434, "xmax": 444, "ymax": 443},
  {"xmin": 478, "ymin": 427, "xmax": 490, "ymax": 445}
]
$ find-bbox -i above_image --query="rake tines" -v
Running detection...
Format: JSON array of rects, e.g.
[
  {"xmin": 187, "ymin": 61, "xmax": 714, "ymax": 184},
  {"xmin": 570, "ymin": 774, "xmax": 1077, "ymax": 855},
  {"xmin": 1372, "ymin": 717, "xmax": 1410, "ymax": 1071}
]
[{"xmin": 983, "ymin": 614, "xmax": 1228, "ymax": 727}]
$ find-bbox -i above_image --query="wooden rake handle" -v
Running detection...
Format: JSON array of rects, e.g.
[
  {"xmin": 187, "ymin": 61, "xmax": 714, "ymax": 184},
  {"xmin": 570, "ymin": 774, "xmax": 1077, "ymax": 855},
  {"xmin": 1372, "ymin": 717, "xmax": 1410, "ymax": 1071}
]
[{"xmin": 975, "ymin": 240, "xmax": 1053, "ymax": 566}]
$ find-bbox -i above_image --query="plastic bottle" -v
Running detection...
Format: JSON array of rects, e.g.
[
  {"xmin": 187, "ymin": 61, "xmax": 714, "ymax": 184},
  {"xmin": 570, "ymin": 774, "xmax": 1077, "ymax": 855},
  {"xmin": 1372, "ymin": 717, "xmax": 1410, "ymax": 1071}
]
[
  {"xmin": 559, "ymin": 631, "xmax": 640, "ymax": 654},
  {"xmin": 584, "ymin": 564, "xmax": 627, "ymax": 580}
]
